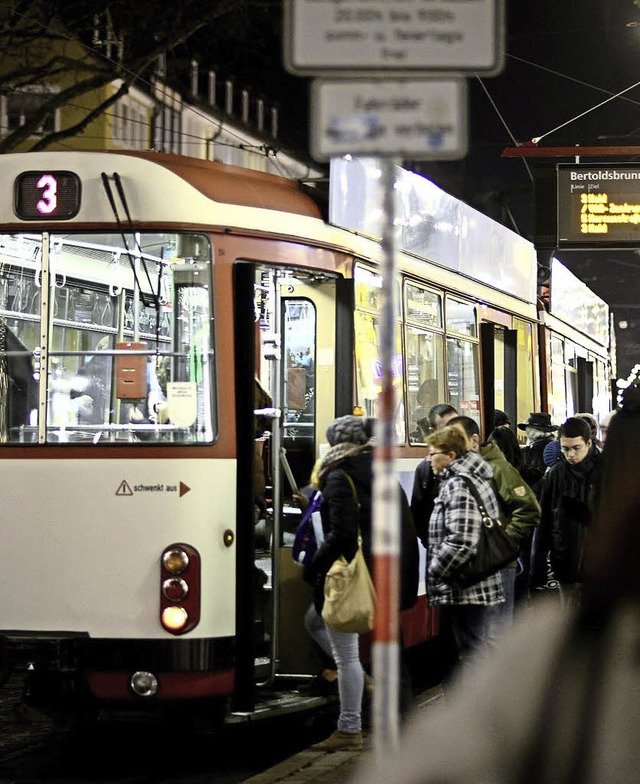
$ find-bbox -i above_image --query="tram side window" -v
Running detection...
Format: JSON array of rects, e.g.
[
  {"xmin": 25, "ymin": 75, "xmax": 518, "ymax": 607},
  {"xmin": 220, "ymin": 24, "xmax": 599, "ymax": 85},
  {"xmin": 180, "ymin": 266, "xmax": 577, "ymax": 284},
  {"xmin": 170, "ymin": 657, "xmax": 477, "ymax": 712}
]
[
  {"xmin": 593, "ymin": 356, "xmax": 610, "ymax": 425},
  {"xmin": 446, "ymin": 337, "xmax": 480, "ymax": 426},
  {"xmin": 514, "ymin": 317, "xmax": 536, "ymax": 433},
  {"xmin": 565, "ymin": 342, "xmax": 578, "ymax": 418},
  {"xmin": 549, "ymin": 336, "xmax": 567, "ymax": 423},
  {"xmin": 406, "ymin": 327, "xmax": 445, "ymax": 442},
  {"xmin": 282, "ymin": 298, "xmax": 317, "ymax": 490},
  {"xmin": 353, "ymin": 264, "xmax": 405, "ymax": 441},
  {"xmin": 354, "ymin": 309, "xmax": 405, "ymax": 442},
  {"xmin": 404, "ymin": 283, "xmax": 445, "ymax": 444},
  {"xmin": 549, "ymin": 336, "xmax": 578, "ymax": 423},
  {"xmin": 445, "ymin": 297, "xmax": 480, "ymax": 426},
  {"xmin": 0, "ymin": 232, "xmax": 216, "ymax": 444},
  {"xmin": 446, "ymin": 299, "xmax": 477, "ymax": 339}
]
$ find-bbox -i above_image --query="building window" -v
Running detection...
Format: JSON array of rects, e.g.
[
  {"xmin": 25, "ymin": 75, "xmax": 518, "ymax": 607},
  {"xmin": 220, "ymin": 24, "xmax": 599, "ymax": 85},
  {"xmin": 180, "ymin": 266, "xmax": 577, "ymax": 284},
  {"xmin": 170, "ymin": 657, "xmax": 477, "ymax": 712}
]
[
  {"xmin": 113, "ymin": 100, "xmax": 149, "ymax": 150},
  {"xmin": 153, "ymin": 104, "xmax": 181, "ymax": 154},
  {"xmin": 5, "ymin": 89, "xmax": 57, "ymax": 136}
]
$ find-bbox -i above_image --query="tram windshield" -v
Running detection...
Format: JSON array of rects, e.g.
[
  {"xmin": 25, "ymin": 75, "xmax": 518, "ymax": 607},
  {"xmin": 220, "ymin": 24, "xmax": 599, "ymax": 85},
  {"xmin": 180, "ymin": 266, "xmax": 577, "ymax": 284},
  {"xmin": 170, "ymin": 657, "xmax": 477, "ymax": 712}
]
[{"xmin": 0, "ymin": 232, "xmax": 216, "ymax": 444}]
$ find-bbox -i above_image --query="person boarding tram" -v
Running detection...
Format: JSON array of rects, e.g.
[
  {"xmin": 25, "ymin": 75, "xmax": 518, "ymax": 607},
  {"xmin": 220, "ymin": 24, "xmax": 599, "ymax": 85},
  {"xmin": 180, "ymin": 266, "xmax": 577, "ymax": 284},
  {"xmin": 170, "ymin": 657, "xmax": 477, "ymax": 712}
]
[{"xmin": 303, "ymin": 415, "xmax": 418, "ymax": 751}]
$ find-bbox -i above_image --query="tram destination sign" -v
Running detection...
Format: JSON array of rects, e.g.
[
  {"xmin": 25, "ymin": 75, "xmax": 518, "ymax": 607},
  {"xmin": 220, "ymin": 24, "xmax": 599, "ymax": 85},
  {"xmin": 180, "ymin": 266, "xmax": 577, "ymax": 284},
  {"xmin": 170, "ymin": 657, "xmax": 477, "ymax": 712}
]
[
  {"xmin": 557, "ymin": 164, "xmax": 640, "ymax": 248},
  {"xmin": 284, "ymin": 0, "xmax": 504, "ymax": 76}
]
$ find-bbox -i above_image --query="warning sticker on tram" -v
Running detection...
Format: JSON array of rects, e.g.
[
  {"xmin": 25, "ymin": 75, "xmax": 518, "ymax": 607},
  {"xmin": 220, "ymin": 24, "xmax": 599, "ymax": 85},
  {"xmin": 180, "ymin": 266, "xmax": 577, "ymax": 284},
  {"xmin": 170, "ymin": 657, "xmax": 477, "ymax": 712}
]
[{"xmin": 116, "ymin": 480, "xmax": 191, "ymax": 497}]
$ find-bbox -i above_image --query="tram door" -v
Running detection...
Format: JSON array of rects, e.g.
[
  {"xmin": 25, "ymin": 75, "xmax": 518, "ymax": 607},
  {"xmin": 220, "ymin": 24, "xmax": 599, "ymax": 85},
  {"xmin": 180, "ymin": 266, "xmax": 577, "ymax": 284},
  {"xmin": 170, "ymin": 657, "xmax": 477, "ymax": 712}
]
[
  {"xmin": 481, "ymin": 318, "xmax": 537, "ymax": 438},
  {"xmin": 251, "ymin": 267, "xmax": 340, "ymax": 682},
  {"xmin": 480, "ymin": 322, "xmax": 518, "ymax": 437}
]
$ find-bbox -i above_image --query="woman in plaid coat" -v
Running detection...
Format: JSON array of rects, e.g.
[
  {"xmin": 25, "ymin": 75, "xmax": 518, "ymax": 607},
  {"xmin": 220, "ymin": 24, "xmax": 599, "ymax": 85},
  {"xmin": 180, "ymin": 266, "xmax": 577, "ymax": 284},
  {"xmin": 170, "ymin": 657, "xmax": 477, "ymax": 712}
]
[{"xmin": 425, "ymin": 425, "xmax": 505, "ymax": 671}]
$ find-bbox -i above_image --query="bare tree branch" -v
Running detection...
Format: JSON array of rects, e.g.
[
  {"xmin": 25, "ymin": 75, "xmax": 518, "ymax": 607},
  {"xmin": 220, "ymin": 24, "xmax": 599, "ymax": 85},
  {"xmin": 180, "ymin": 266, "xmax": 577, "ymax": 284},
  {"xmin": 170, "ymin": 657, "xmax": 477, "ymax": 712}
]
[{"xmin": 0, "ymin": 0, "xmax": 268, "ymax": 152}]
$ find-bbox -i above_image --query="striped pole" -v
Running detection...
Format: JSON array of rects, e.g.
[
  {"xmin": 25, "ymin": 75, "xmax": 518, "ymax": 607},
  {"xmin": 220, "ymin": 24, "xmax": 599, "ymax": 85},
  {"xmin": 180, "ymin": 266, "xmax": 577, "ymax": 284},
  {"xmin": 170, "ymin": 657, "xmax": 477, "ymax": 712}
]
[{"xmin": 372, "ymin": 157, "xmax": 401, "ymax": 756}]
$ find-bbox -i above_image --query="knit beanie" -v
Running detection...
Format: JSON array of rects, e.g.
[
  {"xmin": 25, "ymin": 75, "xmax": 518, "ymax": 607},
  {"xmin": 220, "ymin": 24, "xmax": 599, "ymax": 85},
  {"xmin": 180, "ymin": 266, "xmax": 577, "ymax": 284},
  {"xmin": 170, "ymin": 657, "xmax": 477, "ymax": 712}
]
[{"xmin": 326, "ymin": 414, "xmax": 369, "ymax": 446}]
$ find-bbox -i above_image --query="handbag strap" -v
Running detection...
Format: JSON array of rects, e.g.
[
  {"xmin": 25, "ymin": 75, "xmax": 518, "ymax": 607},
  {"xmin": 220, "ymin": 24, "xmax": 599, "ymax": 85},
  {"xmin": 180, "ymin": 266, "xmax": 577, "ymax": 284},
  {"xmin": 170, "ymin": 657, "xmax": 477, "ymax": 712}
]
[{"xmin": 456, "ymin": 473, "xmax": 494, "ymax": 521}]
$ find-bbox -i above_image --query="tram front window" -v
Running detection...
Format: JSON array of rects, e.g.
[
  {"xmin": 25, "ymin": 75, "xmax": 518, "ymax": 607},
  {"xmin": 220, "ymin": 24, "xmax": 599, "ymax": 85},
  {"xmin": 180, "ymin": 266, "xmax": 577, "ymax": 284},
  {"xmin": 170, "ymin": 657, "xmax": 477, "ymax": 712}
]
[{"xmin": 0, "ymin": 232, "xmax": 216, "ymax": 444}]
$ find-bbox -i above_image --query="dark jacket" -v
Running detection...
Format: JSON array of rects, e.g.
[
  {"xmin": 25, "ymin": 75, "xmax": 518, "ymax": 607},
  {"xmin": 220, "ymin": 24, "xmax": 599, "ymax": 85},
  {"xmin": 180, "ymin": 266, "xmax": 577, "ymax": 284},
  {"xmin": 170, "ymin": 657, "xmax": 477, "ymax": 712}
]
[
  {"xmin": 411, "ymin": 457, "xmax": 440, "ymax": 547},
  {"xmin": 531, "ymin": 446, "xmax": 602, "ymax": 587},
  {"xmin": 304, "ymin": 443, "xmax": 418, "ymax": 615}
]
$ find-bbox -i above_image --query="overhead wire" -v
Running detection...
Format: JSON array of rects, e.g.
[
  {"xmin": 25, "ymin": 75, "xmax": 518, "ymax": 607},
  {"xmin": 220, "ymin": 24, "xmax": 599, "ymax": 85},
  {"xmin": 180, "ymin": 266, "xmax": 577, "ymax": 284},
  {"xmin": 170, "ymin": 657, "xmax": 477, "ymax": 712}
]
[
  {"xmin": 509, "ymin": 54, "xmax": 640, "ymax": 108},
  {"xmin": 530, "ymin": 78, "xmax": 640, "ymax": 144},
  {"xmin": 476, "ymin": 76, "xmax": 533, "ymax": 184},
  {"xmin": 504, "ymin": 54, "xmax": 640, "ymax": 144},
  {"xmin": 476, "ymin": 51, "xmax": 640, "ymax": 229}
]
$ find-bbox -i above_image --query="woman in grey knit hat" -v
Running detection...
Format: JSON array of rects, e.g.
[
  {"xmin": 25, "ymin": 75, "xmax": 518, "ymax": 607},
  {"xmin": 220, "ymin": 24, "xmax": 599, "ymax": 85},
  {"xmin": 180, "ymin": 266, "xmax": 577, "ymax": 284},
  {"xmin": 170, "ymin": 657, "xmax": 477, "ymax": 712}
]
[
  {"xmin": 305, "ymin": 413, "xmax": 418, "ymax": 751},
  {"xmin": 325, "ymin": 414, "xmax": 370, "ymax": 447},
  {"xmin": 303, "ymin": 414, "xmax": 373, "ymax": 751}
]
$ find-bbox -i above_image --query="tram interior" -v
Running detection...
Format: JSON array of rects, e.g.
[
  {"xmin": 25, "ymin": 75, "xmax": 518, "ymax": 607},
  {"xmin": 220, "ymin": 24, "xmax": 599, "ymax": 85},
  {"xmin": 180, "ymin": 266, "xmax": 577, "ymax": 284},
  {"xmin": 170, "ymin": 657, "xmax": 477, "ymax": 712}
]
[{"xmin": 0, "ymin": 232, "xmax": 215, "ymax": 444}]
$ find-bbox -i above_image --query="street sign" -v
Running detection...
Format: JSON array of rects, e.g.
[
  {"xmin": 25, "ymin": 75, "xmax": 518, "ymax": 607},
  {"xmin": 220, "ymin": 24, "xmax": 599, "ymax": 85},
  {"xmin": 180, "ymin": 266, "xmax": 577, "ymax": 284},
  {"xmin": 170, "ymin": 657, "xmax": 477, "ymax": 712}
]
[
  {"xmin": 310, "ymin": 78, "xmax": 467, "ymax": 161},
  {"xmin": 284, "ymin": 0, "xmax": 504, "ymax": 76},
  {"xmin": 557, "ymin": 164, "xmax": 640, "ymax": 248}
]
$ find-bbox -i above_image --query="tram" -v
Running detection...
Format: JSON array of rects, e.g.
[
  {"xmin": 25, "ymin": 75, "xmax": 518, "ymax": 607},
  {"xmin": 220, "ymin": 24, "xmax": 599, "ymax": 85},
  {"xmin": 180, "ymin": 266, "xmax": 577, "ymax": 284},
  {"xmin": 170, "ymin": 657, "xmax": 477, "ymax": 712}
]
[{"xmin": 0, "ymin": 151, "xmax": 613, "ymax": 726}]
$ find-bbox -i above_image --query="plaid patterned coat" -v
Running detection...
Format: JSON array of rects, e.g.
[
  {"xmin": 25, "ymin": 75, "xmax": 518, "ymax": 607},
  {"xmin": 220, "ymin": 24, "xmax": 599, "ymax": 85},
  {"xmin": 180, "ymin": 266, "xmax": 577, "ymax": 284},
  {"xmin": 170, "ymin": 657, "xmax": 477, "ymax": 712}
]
[{"xmin": 427, "ymin": 450, "xmax": 505, "ymax": 606}]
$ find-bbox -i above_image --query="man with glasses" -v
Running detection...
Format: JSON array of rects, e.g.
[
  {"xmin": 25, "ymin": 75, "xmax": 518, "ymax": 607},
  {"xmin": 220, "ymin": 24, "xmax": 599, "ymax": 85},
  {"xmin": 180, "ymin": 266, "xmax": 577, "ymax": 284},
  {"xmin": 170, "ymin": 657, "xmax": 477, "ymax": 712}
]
[
  {"xmin": 530, "ymin": 416, "xmax": 602, "ymax": 602},
  {"xmin": 411, "ymin": 403, "xmax": 458, "ymax": 545}
]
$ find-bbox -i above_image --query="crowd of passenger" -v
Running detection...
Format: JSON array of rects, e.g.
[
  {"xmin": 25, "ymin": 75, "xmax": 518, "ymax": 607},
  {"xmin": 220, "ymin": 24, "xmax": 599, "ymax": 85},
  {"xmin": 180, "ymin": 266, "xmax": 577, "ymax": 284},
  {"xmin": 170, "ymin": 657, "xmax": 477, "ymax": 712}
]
[
  {"xmin": 357, "ymin": 398, "xmax": 633, "ymax": 782},
  {"xmin": 297, "ymin": 393, "xmax": 631, "ymax": 779}
]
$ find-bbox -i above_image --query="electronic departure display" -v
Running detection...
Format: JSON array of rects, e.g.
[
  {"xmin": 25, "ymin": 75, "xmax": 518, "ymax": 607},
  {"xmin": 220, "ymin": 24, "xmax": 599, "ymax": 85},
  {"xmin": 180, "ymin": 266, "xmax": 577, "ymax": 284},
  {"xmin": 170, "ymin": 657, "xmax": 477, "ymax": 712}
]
[
  {"xmin": 557, "ymin": 164, "xmax": 640, "ymax": 247},
  {"xmin": 14, "ymin": 171, "xmax": 81, "ymax": 220}
]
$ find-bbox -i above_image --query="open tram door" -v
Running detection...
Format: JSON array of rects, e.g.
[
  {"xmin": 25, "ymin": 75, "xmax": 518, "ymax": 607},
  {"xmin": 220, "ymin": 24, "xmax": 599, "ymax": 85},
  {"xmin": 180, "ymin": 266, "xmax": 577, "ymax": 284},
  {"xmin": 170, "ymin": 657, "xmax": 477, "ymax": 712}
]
[
  {"xmin": 232, "ymin": 262, "xmax": 352, "ymax": 712},
  {"xmin": 480, "ymin": 315, "xmax": 539, "ymax": 439}
]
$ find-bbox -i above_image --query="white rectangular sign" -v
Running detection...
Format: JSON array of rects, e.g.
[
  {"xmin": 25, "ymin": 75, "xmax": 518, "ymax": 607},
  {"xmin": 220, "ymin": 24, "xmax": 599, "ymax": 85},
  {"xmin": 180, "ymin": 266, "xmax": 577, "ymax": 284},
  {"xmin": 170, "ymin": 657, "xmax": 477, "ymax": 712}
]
[
  {"xmin": 310, "ymin": 78, "xmax": 467, "ymax": 161},
  {"xmin": 285, "ymin": 0, "xmax": 503, "ymax": 76}
]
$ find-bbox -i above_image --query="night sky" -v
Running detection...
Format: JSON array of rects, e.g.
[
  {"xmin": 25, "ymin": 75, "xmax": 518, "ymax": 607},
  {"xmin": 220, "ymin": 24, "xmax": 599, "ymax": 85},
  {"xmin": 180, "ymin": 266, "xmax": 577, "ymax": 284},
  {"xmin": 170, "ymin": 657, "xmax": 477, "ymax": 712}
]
[{"xmin": 209, "ymin": 1, "xmax": 640, "ymax": 379}]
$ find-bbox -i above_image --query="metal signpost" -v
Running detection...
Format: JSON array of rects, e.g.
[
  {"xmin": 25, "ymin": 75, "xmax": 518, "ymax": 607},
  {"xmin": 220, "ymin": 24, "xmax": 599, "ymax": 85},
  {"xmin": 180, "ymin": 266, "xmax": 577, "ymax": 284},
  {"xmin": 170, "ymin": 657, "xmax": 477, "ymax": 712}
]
[{"xmin": 283, "ymin": 0, "xmax": 504, "ymax": 757}]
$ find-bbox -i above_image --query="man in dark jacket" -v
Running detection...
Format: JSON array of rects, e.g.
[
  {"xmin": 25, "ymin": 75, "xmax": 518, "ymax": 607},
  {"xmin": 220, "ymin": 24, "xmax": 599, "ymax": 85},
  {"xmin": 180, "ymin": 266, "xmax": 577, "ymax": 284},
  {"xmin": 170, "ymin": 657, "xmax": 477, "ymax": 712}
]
[
  {"xmin": 448, "ymin": 415, "xmax": 541, "ymax": 626},
  {"xmin": 530, "ymin": 416, "xmax": 602, "ymax": 602},
  {"xmin": 411, "ymin": 403, "xmax": 458, "ymax": 545}
]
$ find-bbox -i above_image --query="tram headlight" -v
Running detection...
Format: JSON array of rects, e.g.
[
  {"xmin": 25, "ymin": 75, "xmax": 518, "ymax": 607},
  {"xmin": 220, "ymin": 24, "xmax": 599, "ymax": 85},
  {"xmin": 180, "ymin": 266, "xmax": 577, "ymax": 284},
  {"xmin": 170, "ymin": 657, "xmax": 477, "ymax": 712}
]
[
  {"xmin": 160, "ymin": 543, "xmax": 201, "ymax": 635},
  {"xmin": 161, "ymin": 605, "xmax": 189, "ymax": 632}
]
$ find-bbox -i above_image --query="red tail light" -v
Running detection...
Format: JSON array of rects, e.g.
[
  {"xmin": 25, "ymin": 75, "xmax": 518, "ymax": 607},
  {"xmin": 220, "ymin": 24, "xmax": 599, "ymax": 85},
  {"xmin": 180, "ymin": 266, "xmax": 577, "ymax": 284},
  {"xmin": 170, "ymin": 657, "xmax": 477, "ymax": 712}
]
[{"xmin": 160, "ymin": 543, "xmax": 201, "ymax": 635}]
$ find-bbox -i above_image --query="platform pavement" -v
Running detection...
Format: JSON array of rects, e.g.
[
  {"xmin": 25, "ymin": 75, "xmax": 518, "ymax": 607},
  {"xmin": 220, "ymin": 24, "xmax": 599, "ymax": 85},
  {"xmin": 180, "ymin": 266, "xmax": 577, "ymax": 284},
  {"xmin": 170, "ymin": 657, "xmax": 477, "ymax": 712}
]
[{"xmin": 240, "ymin": 684, "xmax": 444, "ymax": 784}]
